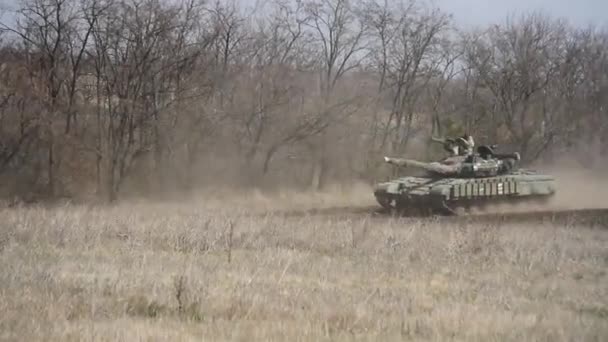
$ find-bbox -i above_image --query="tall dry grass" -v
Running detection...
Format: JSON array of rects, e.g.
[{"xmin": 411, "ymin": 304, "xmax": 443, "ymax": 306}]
[{"xmin": 0, "ymin": 198, "xmax": 607, "ymax": 341}]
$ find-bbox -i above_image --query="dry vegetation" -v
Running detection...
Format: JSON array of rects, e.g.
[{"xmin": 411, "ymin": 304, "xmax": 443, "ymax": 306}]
[
  {"xmin": 1, "ymin": 194, "xmax": 607, "ymax": 341},
  {"xmin": 1, "ymin": 0, "xmax": 608, "ymax": 340}
]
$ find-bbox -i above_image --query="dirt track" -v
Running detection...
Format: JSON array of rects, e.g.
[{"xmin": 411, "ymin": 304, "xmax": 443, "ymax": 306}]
[{"xmin": 267, "ymin": 205, "xmax": 608, "ymax": 228}]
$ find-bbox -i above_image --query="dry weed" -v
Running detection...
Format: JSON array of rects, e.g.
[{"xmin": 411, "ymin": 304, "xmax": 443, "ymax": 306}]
[{"xmin": 0, "ymin": 199, "xmax": 607, "ymax": 341}]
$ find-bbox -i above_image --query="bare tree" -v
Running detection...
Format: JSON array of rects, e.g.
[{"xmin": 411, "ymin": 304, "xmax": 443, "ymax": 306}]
[
  {"xmin": 1, "ymin": 0, "xmax": 608, "ymax": 201},
  {"xmin": 304, "ymin": 0, "xmax": 367, "ymax": 97},
  {"xmin": 226, "ymin": 0, "xmax": 300, "ymax": 169},
  {"xmin": 206, "ymin": 0, "xmax": 248, "ymax": 109},
  {"xmin": 386, "ymin": 4, "xmax": 450, "ymax": 155},
  {"xmin": 228, "ymin": 0, "xmax": 320, "ymax": 178},
  {"xmin": 463, "ymin": 12, "xmax": 569, "ymax": 160},
  {"xmin": 0, "ymin": 44, "xmax": 37, "ymax": 175},
  {"xmin": 425, "ymin": 37, "xmax": 463, "ymax": 139},
  {"xmin": 575, "ymin": 27, "xmax": 608, "ymax": 158},
  {"xmin": 82, "ymin": 0, "xmax": 218, "ymax": 200},
  {"xmin": 303, "ymin": 0, "xmax": 368, "ymax": 189},
  {"xmin": 357, "ymin": 0, "xmax": 451, "ymax": 159},
  {"xmin": 0, "ymin": 0, "xmax": 78, "ymax": 196}
]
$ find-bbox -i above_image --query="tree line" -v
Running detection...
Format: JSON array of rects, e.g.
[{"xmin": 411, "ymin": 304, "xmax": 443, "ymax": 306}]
[{"xmin": 0, "ymin": 0, "xmax": 607, "ymax": 202}]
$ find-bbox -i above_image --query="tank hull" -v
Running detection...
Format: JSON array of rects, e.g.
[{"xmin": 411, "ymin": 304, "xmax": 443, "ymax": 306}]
[{"xmin": 374, "ymin": 170, "xmax": 556, "ymax": 215}]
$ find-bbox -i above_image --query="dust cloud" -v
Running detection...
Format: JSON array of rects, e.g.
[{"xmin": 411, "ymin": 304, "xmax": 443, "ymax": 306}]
[
  {"xmin": 542, "ymin": 162, "xmax": 608, "ymax": 211},
  {"xmin": 483, "ymin": 156, "xmax": 608, "ymax": 214},
  {"xmin": 178, "ymin": 157, "xmax": 608, "ymax": 215}
]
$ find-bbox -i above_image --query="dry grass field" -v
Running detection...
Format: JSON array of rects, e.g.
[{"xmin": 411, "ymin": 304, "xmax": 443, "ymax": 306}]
[{"xmin": 0, "ymin": 188, "xmax": 607, "ymax": 341}]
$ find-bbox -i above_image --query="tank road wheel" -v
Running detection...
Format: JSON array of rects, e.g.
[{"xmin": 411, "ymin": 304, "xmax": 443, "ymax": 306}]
[
  {"xmin": 441, "ymin": 201, "xmax": 469, "ymax": 216},
  {"xmin": 385, "ymin": 198, "xmax": 405, "ymax": 216},
  {"xmin": 389, "ymin": 200, "xmax": 427, "ymax": 217},
  {"xmin": 419, "ymin": 206, "xmax": 434, "ymax": 217},
  {"xmin": 375, "ymin": 195, "xmax": 390, "ymax": 210},
  {"xmin": 405, "ymin": 205, "xmax": 426, "ymax": 217},
  {"xmin": 374, "ymin": 195, "xmax": 396, "ymax": 214}
]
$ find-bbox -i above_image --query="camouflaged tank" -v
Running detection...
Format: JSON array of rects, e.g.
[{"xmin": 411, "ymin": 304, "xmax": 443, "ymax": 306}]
[{"xmin": 374, "ymin": 145, "xmax": 556, "ymax": 215}]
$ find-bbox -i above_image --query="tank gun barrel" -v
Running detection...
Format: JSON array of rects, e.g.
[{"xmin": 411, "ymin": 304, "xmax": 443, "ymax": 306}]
[
  {"xmin": 384, "ymin": 156, "xmax": 427, "ymax": 168},
  {"xmin": 384, "ymin": 156, "xmax": 459, "ymax": 176},
  {"xmin": 431, "ymin": 136, "xmax": 447, "ymax": 144}
]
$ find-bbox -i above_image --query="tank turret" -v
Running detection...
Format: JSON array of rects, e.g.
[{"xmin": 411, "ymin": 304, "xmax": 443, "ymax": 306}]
[{"xmin": 383, "ymin": 147, "xmax": 520, "ymax": 178}]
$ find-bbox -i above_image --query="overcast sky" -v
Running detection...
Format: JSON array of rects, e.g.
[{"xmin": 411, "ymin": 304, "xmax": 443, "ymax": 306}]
[
  {"xmin": 1, "ymin": 0, "xmax": 607, "ymax": 28},
  {"xmin": 434, "ymin": 0, "xmax": 607, "ymax": 28}
]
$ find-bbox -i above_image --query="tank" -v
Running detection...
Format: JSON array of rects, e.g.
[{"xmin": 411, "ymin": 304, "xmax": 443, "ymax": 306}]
[{"xmin": 373, "ymin": 143, "xmax": 556, "ymax": 215}]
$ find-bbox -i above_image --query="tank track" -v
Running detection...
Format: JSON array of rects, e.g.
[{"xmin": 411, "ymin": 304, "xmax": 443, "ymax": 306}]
[{"xmin": 375, "ymin": 192, "xmax": 554, "ymax": 216}]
